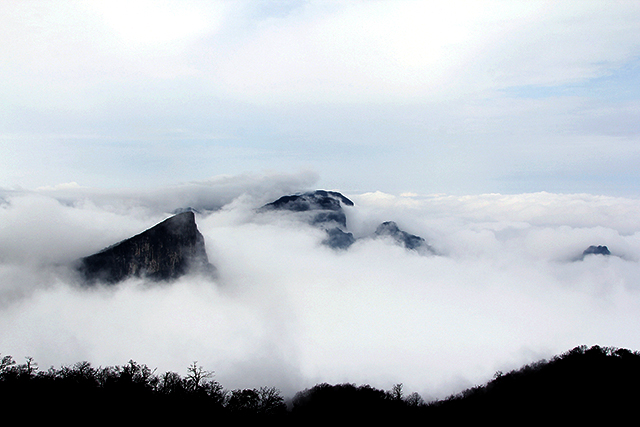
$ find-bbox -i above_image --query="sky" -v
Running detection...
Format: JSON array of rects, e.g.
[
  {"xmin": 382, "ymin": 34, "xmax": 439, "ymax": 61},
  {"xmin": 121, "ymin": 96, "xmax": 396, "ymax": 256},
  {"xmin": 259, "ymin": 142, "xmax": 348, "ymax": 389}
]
[
  {"xmin": 2, "ymin": 0, "xmax": 640, "ymax": 402},
  {"xmin": 1, "ymin": 0, "xmax": 640, "ymax": 195}
]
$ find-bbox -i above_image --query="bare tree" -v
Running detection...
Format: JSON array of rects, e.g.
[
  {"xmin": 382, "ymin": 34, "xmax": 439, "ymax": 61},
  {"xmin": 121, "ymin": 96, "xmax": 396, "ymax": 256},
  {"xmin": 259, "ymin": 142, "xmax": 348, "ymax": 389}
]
[
  {"xmin": 23, "ymin": 357, "xmax": 38, "ymax": 377},
  {"xmin": 227, "ymin": 388, "xmax": 260, "ymax": 414},
  {"xmin": 390, "ymin": 383, "xmax": 404, "ymax": 400},
  {"xmin": 257, "ymin": 386, "xmax": 286, "ymax": 415},
  {"xmin": 185, "ymin": 361, "xmax": 213, "ymax": 392},
  {"xmin": 0, "ymin": 354, "xmax": 15, "ymax": 375},
  {"xmin": 405, "ymin": 391, "xmax": 425, "ymax": 407},
  {"xmin": 159, "ymin": 371, "xmax": 184, "ymax": 395}
]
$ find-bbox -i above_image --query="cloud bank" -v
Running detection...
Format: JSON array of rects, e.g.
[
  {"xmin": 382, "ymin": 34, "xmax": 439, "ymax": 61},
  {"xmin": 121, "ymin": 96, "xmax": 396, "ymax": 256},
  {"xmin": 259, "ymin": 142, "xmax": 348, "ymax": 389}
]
[{"xmin": 1, "ymin": 174, "xmax": 640, "ymax": 400}]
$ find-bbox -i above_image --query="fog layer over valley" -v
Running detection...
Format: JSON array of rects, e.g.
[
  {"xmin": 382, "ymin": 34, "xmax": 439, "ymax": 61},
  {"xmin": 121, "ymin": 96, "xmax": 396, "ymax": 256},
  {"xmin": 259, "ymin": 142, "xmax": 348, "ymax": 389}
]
[{"xmin": 2, "ymin": 174, "xmax": 640, "ymax": 400}]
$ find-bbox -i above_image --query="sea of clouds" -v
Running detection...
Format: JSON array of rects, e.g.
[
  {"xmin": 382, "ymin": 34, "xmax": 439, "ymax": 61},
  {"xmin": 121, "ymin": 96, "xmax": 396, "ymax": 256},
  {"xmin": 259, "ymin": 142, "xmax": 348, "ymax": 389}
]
[{"xmin": 1, "ymin": 173, "xmax": 640, "ymax": 401}]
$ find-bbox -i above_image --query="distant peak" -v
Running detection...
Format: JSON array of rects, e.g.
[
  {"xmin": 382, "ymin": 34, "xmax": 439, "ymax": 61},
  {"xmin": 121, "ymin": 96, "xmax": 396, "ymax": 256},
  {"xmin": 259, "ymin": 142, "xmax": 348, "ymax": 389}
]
[
  {"xmin": 375, "ymin": 221, "xmax": 431, "ymax": 252},
  {"xmin": 172, "ymin": 207, "xmax": 201, "ymax": 215},
  {"xmin": 376, "ymin": 221, "xmax": 401, "ymax": 234},
  {"xmin": 582, "ymin": 245, "xmax": 611, "ymax": 257},
  {"xmin": 260, "ymin": 190, "xmax": 354, "ymax": 212}
]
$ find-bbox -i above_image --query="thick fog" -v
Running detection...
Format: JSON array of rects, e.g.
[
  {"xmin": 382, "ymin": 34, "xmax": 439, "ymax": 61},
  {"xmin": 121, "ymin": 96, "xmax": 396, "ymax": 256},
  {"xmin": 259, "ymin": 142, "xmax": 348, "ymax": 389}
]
[{"xmin": 2, "ymin": 175, "xmax": 640, "ymax": 400}]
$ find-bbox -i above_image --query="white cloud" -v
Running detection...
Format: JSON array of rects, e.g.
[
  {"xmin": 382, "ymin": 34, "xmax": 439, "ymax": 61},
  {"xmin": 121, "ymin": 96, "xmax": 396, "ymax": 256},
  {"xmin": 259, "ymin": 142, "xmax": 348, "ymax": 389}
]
[
  {"xmin": 1, "ymin": 1, "xmax": 640, "ymax": 194},
  {"xmin": 207, "ymin": 1, "xmax": 640, "ymax": 103},
  {"xmin": 91, "ymin": 0, "xmax": 218, "ymax": 48},
  {"xmin": 4, "ymin": 1, "xmax": 639, "ymax": 108},
  {"xmin": 1, "ymin": 177, "xmax": 640, "ymax": 400}
]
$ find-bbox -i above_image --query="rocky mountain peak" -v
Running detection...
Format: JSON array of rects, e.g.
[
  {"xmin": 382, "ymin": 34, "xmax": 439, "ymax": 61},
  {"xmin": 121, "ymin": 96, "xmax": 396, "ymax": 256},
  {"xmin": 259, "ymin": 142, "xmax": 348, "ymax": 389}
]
[
  {"xmin": 259, "ymin": 190, "xmax": 436, "ymax": 253},
  {"xmin": 582, "ymin": 245, "xmax": 611, "ymax": 258},
  {"xmin": 259, "ymin": 190, "xmax": 356, "ymax": 249},
  {"xmin": 261, "ymin": 190, "xmax": 354, "ymax": 212},
  {"xmin": 77, "ymin": 211, "xmax": 215, "ymax": 284},
  {"xmin": 374, "ymin": 221, "xmax": 434, "ymax": 253}
]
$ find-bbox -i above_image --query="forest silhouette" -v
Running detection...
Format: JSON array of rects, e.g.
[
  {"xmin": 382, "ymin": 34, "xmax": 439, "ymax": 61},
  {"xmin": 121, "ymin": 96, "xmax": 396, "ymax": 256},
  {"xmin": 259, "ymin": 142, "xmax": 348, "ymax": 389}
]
[{"xmin": 1, "ymin": 345, "xmax": 638, "ymax": 423}]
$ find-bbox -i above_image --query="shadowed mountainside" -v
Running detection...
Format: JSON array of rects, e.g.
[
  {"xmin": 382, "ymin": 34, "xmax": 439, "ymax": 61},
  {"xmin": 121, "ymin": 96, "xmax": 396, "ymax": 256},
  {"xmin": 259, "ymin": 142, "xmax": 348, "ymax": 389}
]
[
  {"xmin": 77, "ymin": 211, "xmax": 214, "ymax": 284},
  {"xmin": 583, "ymin": 245, "xmax": 611, "ymax": 257},
  {"xmin": 259, "ymin": 190, "xmax": 356, "ymax": 249},
  {"xmin": 374, "ymin": 220, "xmax": 435, "ymax": 253},
  {"xmin": 259, "ymin": 190, "xmax": 432, "ymax": 252},
  {"xmin": 428, "ymin": 344, "xmax": 639, "ymax": 422}
]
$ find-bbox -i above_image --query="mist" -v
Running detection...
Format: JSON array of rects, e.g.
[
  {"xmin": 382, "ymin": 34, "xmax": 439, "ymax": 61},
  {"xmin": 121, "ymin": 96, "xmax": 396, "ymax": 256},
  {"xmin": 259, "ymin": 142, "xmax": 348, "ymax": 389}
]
[{"xmin": 1, "ymin": 174, "xmax": 640, "ymax": 400}]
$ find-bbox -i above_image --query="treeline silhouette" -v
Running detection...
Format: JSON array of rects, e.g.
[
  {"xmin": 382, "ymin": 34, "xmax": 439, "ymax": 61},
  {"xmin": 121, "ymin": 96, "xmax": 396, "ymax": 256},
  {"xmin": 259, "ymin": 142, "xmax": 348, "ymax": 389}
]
[
  {"xmin": 429, "ymin": 344, "xmax": 640, "ymax": 423},
  {"xmin": 2, "ymin": 345, "xmax": 639, "ymax": 423}
]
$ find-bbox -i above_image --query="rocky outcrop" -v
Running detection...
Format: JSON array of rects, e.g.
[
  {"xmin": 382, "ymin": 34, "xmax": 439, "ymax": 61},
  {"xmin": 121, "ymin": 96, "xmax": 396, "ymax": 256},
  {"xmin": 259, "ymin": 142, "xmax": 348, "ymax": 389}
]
[
  {"xmin": 260, "ymin": 190, "xmax": 354, "ymax": 228},
  {"xmin": 374, "ymin": 221, "xmax": 433, "ymax": 253},
  {"xmin": 77, "ymin": 211, "xmax": 214, "ymax": 284},
  {"xmin": 260, "ymin": 190, "xmax": 356, "ymax": 249},
  {"xmin": 582, "ymin": 245, "xmax": 611, "ymax": 259},
  {"xmin": 323, "ymin": 227, "xmax": 356, "ymax": 250},
  {"xmin": 260, "ymin": 190, "xmax": 435, "ymax": 253}
]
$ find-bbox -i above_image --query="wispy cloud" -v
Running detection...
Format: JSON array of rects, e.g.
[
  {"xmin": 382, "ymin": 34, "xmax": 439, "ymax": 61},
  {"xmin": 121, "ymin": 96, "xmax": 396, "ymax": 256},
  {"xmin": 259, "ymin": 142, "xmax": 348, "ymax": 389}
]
[{"xmin": 1, "ymin": 1, "xmax": 640, "ymax": 194}]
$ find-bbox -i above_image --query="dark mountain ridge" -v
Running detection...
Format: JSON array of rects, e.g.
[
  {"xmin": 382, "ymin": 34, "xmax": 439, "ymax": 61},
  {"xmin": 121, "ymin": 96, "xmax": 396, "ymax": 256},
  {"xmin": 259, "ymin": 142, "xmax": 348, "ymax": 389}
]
[
  {"xmin": 583, "ymin": 244, "xmax": 611, "ymax": 257},
  {"xmin": 259, "ymin": 190, "xmax": 433, "ymax": 252},
  {"xmin": 374, "ymin": 221, "xmax": 435, "ymax": 253},
  {"xmin": 259, "ymin": 190, "xmax": 356, "ymax": 249},
  {"xmin": 75, "ymin": 189, "xmax": 433, "ymax": 284},
  {"xmin": 75, "ymin": 190, "xmax": 612, "ymax": 284},
  {"xmin": 572, "ymin": 244, "xmax": 613, "ymax": 261},
  {"xmin": 77, "ymin": 211, "xmax": 214, "ymax": 284},
  {"xmin": 260, "ymin": 189, "xmax": 354, "ymax": 212},
  {"xmin": 259, "ymin": 190, "xmax": 353, "ymax": 229},
  {"xmin": 429, "ymin": 344, "xmax": 639, "ymax": 422}
]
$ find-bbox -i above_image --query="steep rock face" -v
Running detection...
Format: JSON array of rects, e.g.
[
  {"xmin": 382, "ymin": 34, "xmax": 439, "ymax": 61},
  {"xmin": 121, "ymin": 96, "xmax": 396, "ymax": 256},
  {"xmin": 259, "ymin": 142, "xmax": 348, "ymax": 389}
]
[
  {"xmin": 261, "ymin": 190, "xmax": 354, "ymax": 211},
  {"xmin": 583, "ymin": 245, "xmax": 611, "ymax": 256},
  {"xmin": 78, "ymin": 211, "xmax": 214, "ymax": 284},
  {"xmin": 374, "ymin": 221, "xmax": 433, "ymax": 253},
  {"xmin": 580, "ymin": 245, "xmax": 611, "ymax": 261},
  {"xmin": 260, "ymin": 190, "xmax": 436, "ymax": 253},
  {"xmin": 323, "ymin": 227, "xmax": 356, "ymax": 250},
  {"xmin": 260, "ymin": 190, "xmax": 354, "ymax": 229},
  {"xmin": 260, "ymin": 190, "xmax": 356, "ymax": 249}
]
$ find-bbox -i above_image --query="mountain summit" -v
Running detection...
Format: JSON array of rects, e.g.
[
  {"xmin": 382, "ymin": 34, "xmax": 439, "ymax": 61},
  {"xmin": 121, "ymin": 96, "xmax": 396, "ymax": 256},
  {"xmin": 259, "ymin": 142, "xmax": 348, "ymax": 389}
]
[
  {"xmin": 259, "ymin": 190, "xmax": 354, "ymax": 228},
  {"xmin": 374, "ymin": 221, "xmax": 433, "ymax": 253},
  {"xmin": 77, "ymin": 211, "xmax": 214, "ymax": 284},
  {"xmin": 260, "ymin": 190, "xmax": 356, "ymax": 249},
  {"xmin": 259, "ymin": 190, "xmax": 435, "ymax": 252},
  {"xmin": 582, "ymin": 245, "xmax": 611, "ymax": 257}
]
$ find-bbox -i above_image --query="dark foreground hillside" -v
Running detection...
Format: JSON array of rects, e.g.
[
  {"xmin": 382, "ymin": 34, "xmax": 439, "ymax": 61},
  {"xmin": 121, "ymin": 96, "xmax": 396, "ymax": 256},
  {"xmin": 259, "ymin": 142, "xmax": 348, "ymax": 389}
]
[
  {"xmin": 429, "ymin": 344, "xmax": 640, "ymax": 423},
  {"xmin": 1, "ymin": 345, "xmax": 638, "ymax": 423}
]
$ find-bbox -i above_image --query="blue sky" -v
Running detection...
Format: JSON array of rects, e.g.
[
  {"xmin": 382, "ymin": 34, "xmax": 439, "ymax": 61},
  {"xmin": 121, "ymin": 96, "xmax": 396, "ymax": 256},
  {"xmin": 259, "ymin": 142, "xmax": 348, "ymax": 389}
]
[{"xmin": 2, "ymin": 0, "xmax": 640, "ymax": 196}]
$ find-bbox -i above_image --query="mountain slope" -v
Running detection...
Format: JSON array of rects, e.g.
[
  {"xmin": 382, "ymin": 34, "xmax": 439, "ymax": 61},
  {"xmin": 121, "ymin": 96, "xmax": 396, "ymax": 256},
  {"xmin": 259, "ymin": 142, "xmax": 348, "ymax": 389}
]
[
  {"xmin": 429, "ymin": 344, "xmax": 640, "ymax": 422},
  {"xmin": 259, "ymin": 190, "xmax": 356, "ymax": 249},
  {"xmin": 77, "ymin": 211, "xmax": 214, "ymax": 284}
]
